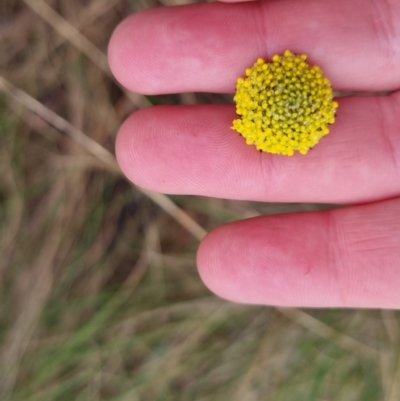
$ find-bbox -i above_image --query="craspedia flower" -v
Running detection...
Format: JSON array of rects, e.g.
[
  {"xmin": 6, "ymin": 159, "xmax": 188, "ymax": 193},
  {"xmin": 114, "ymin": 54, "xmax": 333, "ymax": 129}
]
[{"xmin": 232, "ymin": 50, "xmax": 338, "ymax": 156}]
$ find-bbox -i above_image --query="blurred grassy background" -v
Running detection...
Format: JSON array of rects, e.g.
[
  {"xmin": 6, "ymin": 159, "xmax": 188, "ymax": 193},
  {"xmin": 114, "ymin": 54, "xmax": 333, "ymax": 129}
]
[{"xmin": 0, "ymin": 0, "xmax": 399, "ymax": 400}]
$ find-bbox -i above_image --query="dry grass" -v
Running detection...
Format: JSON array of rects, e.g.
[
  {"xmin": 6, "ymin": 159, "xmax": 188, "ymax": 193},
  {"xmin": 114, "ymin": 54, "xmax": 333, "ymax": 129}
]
[{"xmin": 0, "ymin": 1, "xmax": 399, "ymax": 400}]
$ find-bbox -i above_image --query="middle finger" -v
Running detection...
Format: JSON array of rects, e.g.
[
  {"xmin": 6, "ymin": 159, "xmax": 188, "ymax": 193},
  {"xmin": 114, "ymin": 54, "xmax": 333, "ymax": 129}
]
[{"xmin": 116, "ymin": 92, "xmax": 400, "ymax": 203}]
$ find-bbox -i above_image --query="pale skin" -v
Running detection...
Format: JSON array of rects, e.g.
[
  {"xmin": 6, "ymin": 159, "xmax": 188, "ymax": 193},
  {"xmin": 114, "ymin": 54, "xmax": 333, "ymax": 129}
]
[{"xmin": 108, "ymin": 0, "xmax": 400, "ymax": 309}]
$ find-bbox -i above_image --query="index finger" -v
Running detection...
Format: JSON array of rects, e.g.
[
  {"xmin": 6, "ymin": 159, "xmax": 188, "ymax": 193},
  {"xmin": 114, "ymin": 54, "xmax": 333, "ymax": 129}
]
[{"xmin": 108, "ymin": 0, "xmax": 400, "ymax": 95}]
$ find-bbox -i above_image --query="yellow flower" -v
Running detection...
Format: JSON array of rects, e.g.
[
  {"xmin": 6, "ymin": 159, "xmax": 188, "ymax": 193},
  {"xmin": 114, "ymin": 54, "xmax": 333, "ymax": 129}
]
[{"xmin": 232, "ymin": 50, "xmax": 338, "ymax": 156}]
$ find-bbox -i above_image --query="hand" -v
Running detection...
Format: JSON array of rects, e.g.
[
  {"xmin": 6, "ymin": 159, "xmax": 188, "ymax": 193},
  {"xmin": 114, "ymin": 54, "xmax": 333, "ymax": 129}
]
[{"xmin": 108, "ymin": 0, "xmax": 400, "ymax": 309}]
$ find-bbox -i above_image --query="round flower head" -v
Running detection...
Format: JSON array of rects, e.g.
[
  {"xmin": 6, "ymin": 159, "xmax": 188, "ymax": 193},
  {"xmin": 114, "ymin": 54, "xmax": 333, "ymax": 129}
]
[{"xmin": 232, "ymin": 50, "xmax": 338, "ymax": 156}]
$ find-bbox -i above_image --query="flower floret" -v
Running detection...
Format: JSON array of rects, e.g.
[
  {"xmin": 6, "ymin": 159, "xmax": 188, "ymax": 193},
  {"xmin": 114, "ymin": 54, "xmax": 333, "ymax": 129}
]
[{"xmin": 232, "ymin": 50, "xmax": 338, "ymax": 156}]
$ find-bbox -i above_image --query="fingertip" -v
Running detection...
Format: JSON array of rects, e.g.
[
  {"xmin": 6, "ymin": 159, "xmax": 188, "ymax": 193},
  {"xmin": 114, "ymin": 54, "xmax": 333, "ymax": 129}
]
[
  {"xmin": 196, "ymin": 213, "xmax": 339, "ymax": 307},
  {"xmin": 196, "ymin": 224, "xmax": 240, "ymax": 303},
  {"xmin": 116, "ymin": 107, "xmax": 195, "ymax": 193},
  {"xmin": 115, "ymin": 110, "xmax": 134, "ymax": 182},
  {"xmin": 197, "ymin": 219, "xmax": 277, "ymax": 304},
  {"xmin": 108, "ymin": 14, "xmax": 134, "ymax": 89},
  {"xmin": 108, "ymin": 12, "xmax": 160, "ymax": 95},
  {"xmin": 115, "ymin": 109, "xmax": 152, "ymax": 189}
]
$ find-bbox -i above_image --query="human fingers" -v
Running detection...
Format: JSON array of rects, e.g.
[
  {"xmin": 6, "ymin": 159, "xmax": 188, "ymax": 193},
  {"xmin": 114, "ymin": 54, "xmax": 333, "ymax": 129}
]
[
  {"xmin": 115, "ymin": 92, "xmax": 400, "ymax": 204},
  {"xmin": 197, "ymin": 197, "xmax": 400, "ymax": 309},
  {"xmin": 218, "ymin": 0, "xmax": 256, "ymax": 3},
  {"xmin": 108, "ymin": 0, "xmax": 400, "ymax": 94}
]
